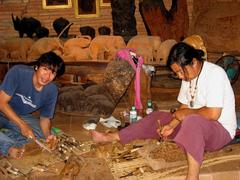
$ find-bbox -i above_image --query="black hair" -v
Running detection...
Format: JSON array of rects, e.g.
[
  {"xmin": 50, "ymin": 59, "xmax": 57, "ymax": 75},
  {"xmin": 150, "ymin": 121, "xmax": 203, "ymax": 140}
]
[
  {"xmin": 34, "ymin": 51, "xmax": 65, "ymax": 77},
  {"xmin": 167, "ymin": 42, "xmax": 205, "ymax": 69}
]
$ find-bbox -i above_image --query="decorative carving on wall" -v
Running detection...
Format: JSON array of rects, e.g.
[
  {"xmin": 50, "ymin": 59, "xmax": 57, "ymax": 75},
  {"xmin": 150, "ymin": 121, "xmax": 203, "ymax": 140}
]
[
  {"xmin": 111, "ymin": 0, "xmax": 137, "ymax": 43},
  {"xmin": 139, "ymin": 0, "xmax": 189, "ymax": 41},
  {"xmin": 190, "ymin": 1, "xmax": 240, "ymax": 53}
]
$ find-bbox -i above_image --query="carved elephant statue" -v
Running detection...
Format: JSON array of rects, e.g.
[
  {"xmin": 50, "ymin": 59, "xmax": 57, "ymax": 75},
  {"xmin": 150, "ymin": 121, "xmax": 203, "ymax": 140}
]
[
  {"xmin": 127, "ymin": 35, "xmax": 162, "ymax": 64},
  {"xmin": 0, "ymin": 48, "xmax": 8, "ymax": 60},
  {"xmin": 62, "ymin": 36, "xmax": 91, "ymax": 61},
  {"xmin": 0, "ymin": 37, "xmax": 35, "ymax": 60},
  {"xmin": 89, "ymin": 35, "xmax": 126, "ymax": 60},
  {"xmin": 27, "ymin": 37, "xmax": 63, "ymax": 61},
  {"xmin": 156, "ymin": 39, "xmax": 177, "ymax": 66},
  {"xmin": 62, "ymin": 47, "xmax": 90, "ymax": 62},
  {"xmin": 63, "ymin": 35, "xmax": 91, "ymax": 50}
]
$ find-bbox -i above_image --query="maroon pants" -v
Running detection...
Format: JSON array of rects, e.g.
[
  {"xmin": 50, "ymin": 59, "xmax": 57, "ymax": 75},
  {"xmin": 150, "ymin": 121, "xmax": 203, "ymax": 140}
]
[{"xmin": 118, "ymin": 111, "xmax": 232, "ymax": 164}]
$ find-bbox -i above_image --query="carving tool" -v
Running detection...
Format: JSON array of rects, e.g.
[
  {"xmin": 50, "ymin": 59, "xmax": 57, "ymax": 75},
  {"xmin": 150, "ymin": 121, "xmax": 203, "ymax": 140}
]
[{"xmin": 28, "ymin": 136, "xmax": 52, "ymax": 153}]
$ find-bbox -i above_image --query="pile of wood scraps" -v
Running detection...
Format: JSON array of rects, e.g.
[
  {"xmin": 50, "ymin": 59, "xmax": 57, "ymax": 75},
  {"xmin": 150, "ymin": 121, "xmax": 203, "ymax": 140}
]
[
  {"xmin": 0, "ymin": 131, "xmax": 95, "ymax": 179},
  {"xmin": 0, "ymin": 145, "xmax": 64, "ymax": 179},
  {"xmin": 57, "ymin": 132, "xmax": 94, "ymax": 161},
  {"xmin": 105, "ymin": 140, "xmax": 187, "ymax": 179},
  {"xmin": 104, "ymin": 140, "xmax": 240, "ymax": 179},
  {"xmin": 1, "ymin": 131, "xmax": 240, "ymax": 179}
]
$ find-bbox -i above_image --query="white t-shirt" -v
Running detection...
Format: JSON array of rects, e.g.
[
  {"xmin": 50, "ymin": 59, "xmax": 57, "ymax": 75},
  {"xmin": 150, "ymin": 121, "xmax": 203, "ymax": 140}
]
[{"xmin": 178, "ymin": 61, "xmax": 237, "ymax": 138}]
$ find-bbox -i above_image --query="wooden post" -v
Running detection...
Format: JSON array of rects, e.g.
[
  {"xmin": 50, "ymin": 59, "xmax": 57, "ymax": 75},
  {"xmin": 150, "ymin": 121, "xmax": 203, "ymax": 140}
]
[{"xmin": 128, "ymin": 69, "xmax": 152, "ymax": 116}]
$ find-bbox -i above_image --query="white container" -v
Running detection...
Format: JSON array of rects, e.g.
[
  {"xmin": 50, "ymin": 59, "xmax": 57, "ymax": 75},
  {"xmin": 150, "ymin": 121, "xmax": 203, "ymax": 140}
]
[
  {"xmin": 146, "ymin": 100, "xmax": 153, "ymax": 115},
  {"xmin": 146, "ymin": 107, "xmax": 153, "ymax": 115}
]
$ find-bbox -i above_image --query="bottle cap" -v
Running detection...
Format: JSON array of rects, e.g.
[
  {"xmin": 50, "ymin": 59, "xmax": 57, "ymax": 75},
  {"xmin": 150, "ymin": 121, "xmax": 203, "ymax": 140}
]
[
  {"xmin": 52, "ymin": 127, "xmax": 61, "ymax": 135},
  {"xmin": 132, "ymin": 106, "xmax": 136, "ymax": 110},
  {"xmin": 147, "ymin": 100, "xmax": 152, "ymax": 107}
]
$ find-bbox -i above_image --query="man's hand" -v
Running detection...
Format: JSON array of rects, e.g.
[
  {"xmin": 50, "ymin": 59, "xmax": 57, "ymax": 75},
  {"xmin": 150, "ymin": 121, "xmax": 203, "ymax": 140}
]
[
  {"xmin": 161, "ymin": 124, "xmax": 174, "ymax": 137},
  {"xmin": 19, "ymin": 122, "xmax": 35, "ymax": 139},
  {"xmin": 157, "ymin": 120, "xmax": 163, "ymax": 137},
  {"xmin": 46, "ymin": 135, "xmax": 58, "ymax": 150},
  {"xmin": 157, "ymin": 118, "xmax": 181, "ymax": 139},
  {"xmin": 157, "ymin": 120, "xmax": 174, "ymax": 140}
]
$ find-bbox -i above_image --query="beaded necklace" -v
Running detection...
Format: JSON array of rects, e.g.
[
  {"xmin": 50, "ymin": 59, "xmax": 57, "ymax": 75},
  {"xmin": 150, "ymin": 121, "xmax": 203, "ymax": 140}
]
[{"xmin": 188, "ymin": 62, "xmax": 203, "ymax": 108}]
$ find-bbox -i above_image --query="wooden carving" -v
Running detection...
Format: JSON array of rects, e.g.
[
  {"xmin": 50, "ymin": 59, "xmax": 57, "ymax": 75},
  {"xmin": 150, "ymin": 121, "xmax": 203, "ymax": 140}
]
[
  {"xmin": 111, "ymin": 0, "xmax": 137, "ymax": 43},
  {"xmin": 190, "ymin": 2, "xmax": 240, "ymax": 52},
  {"xmin": 57, "ymin": 60, "xmax": 135, "ymax": 117},
  {"xmin": 139, "ymin": 0, "xmax": 189, "ymax": 41}
]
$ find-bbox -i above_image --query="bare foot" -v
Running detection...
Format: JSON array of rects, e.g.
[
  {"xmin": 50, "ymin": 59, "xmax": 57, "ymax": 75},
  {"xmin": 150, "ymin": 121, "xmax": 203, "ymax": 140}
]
[
  {"xmin": 8, "ymin": 147, "xmax": 25, "ymax": 159},
  {"xmin": 90, "ymin": 130, "xmax": 119, "ymax": 143}
]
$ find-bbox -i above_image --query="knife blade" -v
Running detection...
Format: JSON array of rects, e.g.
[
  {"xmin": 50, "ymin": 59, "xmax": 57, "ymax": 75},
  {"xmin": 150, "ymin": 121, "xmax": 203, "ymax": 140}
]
[{"xmin": 34, "ymin": 139, "xmax": 52, "ymax": 153}]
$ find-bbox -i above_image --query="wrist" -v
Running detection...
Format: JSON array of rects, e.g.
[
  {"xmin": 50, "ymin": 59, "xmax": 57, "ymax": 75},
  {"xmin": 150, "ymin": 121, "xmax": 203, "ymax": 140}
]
[
  {"xmin": 174, "ymin": 117, "xmax": 182, "ymax": 123},
  {"xmin": 172, "ymin": 113, "xmax": 182, "ymax": 123},
  {"xmin": 43, "ymin": 131, "xmax": 51, "ymax": 138},
  {"xmin": 18, "ymin": 120, "xmax": 28, "ymax": 128},
  {"xmin": 169, "ymin": 119, "xmax": 178, "ymax": 129}
]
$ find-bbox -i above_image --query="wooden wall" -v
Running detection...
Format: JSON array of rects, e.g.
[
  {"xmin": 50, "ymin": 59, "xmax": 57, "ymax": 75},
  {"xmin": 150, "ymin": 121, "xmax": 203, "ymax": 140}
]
[{"xmin": 0, "ymin": 0, "xmax": 194, "ymax": 39}]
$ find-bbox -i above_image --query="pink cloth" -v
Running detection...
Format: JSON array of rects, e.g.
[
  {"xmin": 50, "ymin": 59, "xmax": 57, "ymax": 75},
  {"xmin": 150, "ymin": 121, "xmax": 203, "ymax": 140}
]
[
  {"xmin": 118, "ymin": 111, "xmax": 232, "ymax": 164},
  {"xmin": 115, "ymin": 48, "xmax": 144, "ymax": 109}
]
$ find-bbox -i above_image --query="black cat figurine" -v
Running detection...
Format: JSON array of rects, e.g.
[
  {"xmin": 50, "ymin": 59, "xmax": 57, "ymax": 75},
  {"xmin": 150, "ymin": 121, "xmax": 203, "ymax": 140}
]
[{"xmin": 12, "ymin": 14, "xmax": 41, "ymax": 38}]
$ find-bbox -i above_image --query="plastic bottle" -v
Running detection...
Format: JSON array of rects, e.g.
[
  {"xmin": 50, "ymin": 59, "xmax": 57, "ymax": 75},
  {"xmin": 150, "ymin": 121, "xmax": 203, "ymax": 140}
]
[
  {"xmin": 146, "ymin": 100, "xmax": 153, "ymax": 115},
  {"xmin": 129, "ymin": 106, "xmax": 137, "ymax": 123}
]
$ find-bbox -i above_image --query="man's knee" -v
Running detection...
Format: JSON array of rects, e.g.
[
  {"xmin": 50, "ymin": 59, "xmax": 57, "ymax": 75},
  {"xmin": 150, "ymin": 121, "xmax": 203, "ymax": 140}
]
[{"xmin": 181, "ymin": 115, "xmax": 205, "ymax": 133}]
